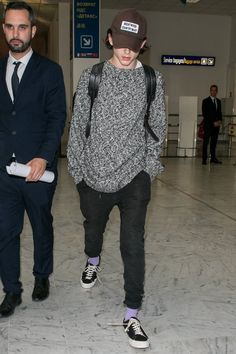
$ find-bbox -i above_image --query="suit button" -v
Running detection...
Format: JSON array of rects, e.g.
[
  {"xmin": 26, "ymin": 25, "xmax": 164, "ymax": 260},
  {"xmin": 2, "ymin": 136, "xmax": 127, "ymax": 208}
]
[
  {"xmin": 11, "ymin": 131, "xmax": 16, "ymax": 135},
  {"xmin": 12, "ymin": 111, "xmax": 16, "ymax": 115}
]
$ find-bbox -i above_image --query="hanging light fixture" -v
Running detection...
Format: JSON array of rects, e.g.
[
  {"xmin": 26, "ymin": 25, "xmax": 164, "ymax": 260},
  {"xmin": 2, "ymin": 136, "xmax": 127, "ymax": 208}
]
[{"xmin": 180, "ymin": 0, "xmax": 201, "ymax": 4}]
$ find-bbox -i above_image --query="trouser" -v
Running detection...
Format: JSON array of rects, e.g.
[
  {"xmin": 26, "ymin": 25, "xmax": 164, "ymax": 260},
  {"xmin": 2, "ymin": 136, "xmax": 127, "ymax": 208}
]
[
  {"xmin": 77, "ymin": 171, "xmax": 151, "ymax": 309},
  {"xmin": 202, "ymin": 127, "xmax": 220, "ymax": 162},
  {"xmin": 0, "ymin": 171, "xmax": 56, "ymax": 294}
]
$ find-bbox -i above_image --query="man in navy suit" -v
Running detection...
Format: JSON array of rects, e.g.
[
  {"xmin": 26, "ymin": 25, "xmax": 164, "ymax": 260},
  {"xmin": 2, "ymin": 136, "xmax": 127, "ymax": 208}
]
[
  {"xmin": 202, "ymin": 84, "xmax": 222, "ymax": 165},
  {"xmin": 0, "ymin": 1, "xmax": 66, "ymax": 317}
]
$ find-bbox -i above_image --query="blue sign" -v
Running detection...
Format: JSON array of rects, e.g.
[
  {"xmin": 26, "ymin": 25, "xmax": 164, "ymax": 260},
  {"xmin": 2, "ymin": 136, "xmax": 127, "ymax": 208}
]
[
  {"xmin": 161, "ymin": 55, "xmax": 215, "ymax": 66},
  {"xmin": 74, "ymin": 1, "xmax": 99, "ymax": 58}
]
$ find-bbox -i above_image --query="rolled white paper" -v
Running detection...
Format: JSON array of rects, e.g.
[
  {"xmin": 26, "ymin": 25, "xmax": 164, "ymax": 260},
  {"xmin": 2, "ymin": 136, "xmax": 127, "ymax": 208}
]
[{"xmin": 6, "ymin": 162, "xmax": 55, "ymax": 183}]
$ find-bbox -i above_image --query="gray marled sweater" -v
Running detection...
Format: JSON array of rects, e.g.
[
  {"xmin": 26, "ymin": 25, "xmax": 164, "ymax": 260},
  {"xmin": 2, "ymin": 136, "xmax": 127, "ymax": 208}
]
[{"xmin": 67, "ymin": 60, "xmax": 167, "ymax": 193}]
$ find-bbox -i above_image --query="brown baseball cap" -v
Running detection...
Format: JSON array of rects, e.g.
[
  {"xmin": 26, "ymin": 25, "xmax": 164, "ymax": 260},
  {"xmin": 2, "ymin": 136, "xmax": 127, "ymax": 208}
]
[{"xmin": 110, "ymin": 8, "xmax": 147, "ymax": 52}]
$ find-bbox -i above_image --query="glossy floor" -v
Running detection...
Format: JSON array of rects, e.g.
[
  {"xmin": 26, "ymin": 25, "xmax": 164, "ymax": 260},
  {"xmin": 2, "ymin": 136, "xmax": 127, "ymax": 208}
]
[{"xmin": 1, "ymin": 157, "xmax": 236, "ymax": 354}]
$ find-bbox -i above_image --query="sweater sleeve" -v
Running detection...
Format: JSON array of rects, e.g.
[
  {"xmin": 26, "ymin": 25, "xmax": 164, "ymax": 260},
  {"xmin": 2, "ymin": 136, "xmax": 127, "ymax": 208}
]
[
  {"xmin": 144, "ymin": 71, "xmax": 167, "ymax": 179},
  {"xmin": 67, "ymin": 68, "xmax": 91, "ymax": 184}
]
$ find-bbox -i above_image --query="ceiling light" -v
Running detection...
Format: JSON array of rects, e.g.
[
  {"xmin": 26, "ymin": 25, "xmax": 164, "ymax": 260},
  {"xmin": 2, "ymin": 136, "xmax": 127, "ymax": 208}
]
[{"xmin": 180, "ymin": 0, "xmax": 201, "ymax": 4}]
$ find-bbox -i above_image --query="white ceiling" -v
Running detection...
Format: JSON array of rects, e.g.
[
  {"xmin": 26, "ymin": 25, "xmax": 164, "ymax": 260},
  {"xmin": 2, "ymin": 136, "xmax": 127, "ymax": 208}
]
[
  {"xmin": 1, "ymin": 0, "xmax": 236, "ymax": 35},
  {"xmin": 101, "ymin": 0, "xmax": 236, "ymax": 16},
  {"xmin": 1, "ymin": 0, "xmax": 236, "ymax": 16}
]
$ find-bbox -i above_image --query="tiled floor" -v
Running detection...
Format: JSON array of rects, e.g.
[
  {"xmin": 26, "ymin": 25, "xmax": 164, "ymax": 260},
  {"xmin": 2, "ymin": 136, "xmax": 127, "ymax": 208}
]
[{"xmin": 1, "ymin": 157, "xmax": 236, "ymax": 354}]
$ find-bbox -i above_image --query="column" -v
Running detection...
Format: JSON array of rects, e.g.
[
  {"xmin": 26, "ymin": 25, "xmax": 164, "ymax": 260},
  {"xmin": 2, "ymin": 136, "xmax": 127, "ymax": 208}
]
[{"xmin": 177, "ymin": 96, "xmax": 198, "ymax": 157}]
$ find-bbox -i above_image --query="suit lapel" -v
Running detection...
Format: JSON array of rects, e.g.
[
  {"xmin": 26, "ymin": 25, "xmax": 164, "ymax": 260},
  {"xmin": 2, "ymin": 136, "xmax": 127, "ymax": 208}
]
[
  {"xmin": 0, "ymin": 56, "xmax": 13, "ymax": 105},
  {"xmin": 14, "ymin": 51, "xmax": 41, "ymax": 102}
]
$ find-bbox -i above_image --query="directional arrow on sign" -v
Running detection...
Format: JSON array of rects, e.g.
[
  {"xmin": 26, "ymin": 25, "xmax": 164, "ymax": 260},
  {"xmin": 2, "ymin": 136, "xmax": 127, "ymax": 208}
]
[
  {"xmin": 83, "ymin": 38, "xmax": 91, "ymax": 46},
  {"xmin": 208, "ymin": 58, "xmax": 214, "ymax": 66},
  {"xmin": 80, "ymin": 35, "xmax": 93, "ymax": 49}
]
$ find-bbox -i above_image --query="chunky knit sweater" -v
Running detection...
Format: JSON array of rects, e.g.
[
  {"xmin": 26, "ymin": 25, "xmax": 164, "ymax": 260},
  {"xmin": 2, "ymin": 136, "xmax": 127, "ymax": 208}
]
[{"xmin": 67, "ymin": 60, "xmax": 167, "ymax": 193}]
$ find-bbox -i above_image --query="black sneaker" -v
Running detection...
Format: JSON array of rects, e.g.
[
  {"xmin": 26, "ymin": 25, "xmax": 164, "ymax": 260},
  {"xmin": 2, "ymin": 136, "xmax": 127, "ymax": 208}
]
[
  {"xmin": 210, "ymin": 158, "xmax": 222, "ymax": 164},
  {"xmin": 80, "ymin": 259, "xmax": 101, "ymax": 289},
  {"xmin": 123, "ymin": 317, "xmax": 149, "ymax": 349}
]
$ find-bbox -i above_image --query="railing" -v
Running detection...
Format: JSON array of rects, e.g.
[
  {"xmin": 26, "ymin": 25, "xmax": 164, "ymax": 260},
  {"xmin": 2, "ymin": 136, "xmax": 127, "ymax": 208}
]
[{"xmin": 162, "ymin": 114, "xmax": 236, "ymax": 157}]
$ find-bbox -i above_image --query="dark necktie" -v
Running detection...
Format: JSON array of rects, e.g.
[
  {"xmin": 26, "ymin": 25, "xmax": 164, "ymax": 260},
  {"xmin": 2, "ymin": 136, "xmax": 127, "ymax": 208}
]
[
  {"xmin": 11, "ymin": 61, "xmax": 21, "ymax": 100},
  {"xmin": 213, "ymin": 98, "xmax": 217, "ymax": 110}
]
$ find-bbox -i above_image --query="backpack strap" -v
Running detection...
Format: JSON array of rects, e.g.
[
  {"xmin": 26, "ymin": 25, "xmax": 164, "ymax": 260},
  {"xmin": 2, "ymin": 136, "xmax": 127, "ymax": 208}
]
[
  {"xmin": 86, "ymin": 61, "xmax": 105, "ymax": 138},
  {"xmin": 142, "ymin": 64, "xmax": 159, "ymax": 142}
]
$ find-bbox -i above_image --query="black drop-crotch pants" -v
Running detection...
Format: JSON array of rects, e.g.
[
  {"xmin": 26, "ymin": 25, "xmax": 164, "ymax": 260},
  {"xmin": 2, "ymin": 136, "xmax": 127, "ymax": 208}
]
[{"xmin": 77, "ymin": 171, "xmax": 151, "ymax": 309}]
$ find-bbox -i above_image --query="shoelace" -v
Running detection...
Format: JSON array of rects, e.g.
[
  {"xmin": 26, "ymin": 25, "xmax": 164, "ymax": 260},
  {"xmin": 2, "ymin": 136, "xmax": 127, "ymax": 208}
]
[
  {"xmin": 84, "ymin": 264, "xmax": 101, "ymax": 280},
  {"xmin": 125, "ymin": 318, "xmax": 143, "ymax": 335}
]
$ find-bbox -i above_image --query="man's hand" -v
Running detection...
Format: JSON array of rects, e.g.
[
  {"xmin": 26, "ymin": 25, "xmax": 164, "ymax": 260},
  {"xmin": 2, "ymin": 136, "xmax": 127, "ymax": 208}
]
[
  {"xmin": 26, "ymin": 158, "xmax": 47, "ymax": 182},
  {"xmin": 214, "ymin": 120, "xmax": 221, "ymax": 128}
]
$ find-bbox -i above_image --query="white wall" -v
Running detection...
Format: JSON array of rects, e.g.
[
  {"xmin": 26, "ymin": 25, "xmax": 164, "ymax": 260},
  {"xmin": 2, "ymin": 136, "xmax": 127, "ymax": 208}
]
[
  {"xmin": 100, "ymin": 9, "xmax": 231, "ymax": 114},
  {"xmin": 228, "ymin": 14, "xmax": 236, "ymax": 113},
  {"xmin": 48, "ymin": 8, "xmax": 59, "ymax": 62},
  {"xmin": 229, "ymin": 15, "xmax": 236, "ymax": 65}
]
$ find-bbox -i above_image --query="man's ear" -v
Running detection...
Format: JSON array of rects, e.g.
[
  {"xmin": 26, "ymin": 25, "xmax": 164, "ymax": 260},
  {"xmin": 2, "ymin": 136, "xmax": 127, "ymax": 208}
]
[
  {"xmin": 31, "ymin": 25, "xmax": 37, "ymax": 39},
  {"xmin": 108, "ymin": 33, "xmax": 113, "ymax": 46}
]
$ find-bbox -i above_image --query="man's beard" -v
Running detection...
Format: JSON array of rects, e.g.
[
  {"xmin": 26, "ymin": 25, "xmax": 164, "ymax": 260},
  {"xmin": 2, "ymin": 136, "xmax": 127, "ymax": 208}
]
[{"xmin": 8, "ymin": 39, "xmax": 31, "ymax": 53}]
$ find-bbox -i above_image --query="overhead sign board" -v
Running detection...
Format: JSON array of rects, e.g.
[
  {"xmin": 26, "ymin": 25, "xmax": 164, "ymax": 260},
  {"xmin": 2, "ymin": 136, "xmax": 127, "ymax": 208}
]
[
  {"xmin": 161, "ymin": 55, "xmax": 215, "ymax": 66},
  {"xmin": 74, "ymin": 1, "xmax": 99, "ymax": 58}
]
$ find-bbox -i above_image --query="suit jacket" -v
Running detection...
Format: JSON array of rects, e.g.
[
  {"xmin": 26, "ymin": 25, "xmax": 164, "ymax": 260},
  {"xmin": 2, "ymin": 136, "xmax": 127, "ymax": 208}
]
[
  {"xmin": 0, "ymin": 51, "xmax": 66, "ymax": 171},
  {"xmin": 202, "ymin": 96, "xmax": 222, "ymax": 131}
]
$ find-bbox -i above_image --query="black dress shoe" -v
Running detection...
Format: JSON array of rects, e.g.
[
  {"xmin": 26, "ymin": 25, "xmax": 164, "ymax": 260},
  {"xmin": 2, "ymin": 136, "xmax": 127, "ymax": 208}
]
[
  {"xmin": 0, "ymin": 292, "xmax": 22, "ymax": 317},
  {"xmin": 32, "ymin": 277, "xmax": 49, "ymax": 301},
  {"xmin": 210, "ymin": 158, "xmax": 222, "ymax": 164}
]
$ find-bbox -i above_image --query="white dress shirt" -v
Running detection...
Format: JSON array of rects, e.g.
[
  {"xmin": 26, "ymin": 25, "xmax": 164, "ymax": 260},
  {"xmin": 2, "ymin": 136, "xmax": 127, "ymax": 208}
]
[
  {"xmin": 210, "ymin": 96, "xmax": 217, "ymax": 109},
  {"xmin": 6, "ymin": 49, "xmax": 33, "ymax": 102}
]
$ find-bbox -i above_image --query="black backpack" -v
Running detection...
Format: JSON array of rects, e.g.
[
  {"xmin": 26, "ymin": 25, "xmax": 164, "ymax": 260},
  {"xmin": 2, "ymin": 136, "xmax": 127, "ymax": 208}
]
[{"xmin": 86, "ymin": 61, "xmax": 158, "ymax": 142}]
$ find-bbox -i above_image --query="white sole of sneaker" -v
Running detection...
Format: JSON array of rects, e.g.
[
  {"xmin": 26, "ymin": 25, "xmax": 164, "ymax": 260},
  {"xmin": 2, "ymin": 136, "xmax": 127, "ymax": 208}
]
[
  {"xmin": 80, "ymin": 279, "xmax": 97, "ymax": 289},
  {"xmin": 128, "ymin": 338, "xmax": 149, "ymax": 349}
]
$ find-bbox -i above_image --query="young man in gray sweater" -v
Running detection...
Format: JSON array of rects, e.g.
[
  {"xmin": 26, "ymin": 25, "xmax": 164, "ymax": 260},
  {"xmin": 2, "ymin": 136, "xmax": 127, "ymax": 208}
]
[{"xmin": 67, "ymin": 8, "xmax": 166, "ymax": 349}]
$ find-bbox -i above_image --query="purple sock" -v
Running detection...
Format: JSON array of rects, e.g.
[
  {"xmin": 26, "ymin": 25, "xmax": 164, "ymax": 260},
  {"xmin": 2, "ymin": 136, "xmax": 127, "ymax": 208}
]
[
  {"xmin": 124, "ymin": 308, "xmax": 138, "ymax": 321},
  {"xmin": 88, "ymin": 256, "xmax": 100, "ymax": 266}
]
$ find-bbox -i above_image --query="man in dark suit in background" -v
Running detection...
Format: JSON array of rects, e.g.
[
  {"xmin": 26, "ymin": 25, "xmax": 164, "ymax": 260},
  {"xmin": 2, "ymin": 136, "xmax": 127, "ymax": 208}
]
[
  {"xmin": 0, "ymin": 1, "xmax": 66, "ymax": 317},
  {"xmin": 202, "ymin": 84, "xmax": 222, "ymax": 165}
]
